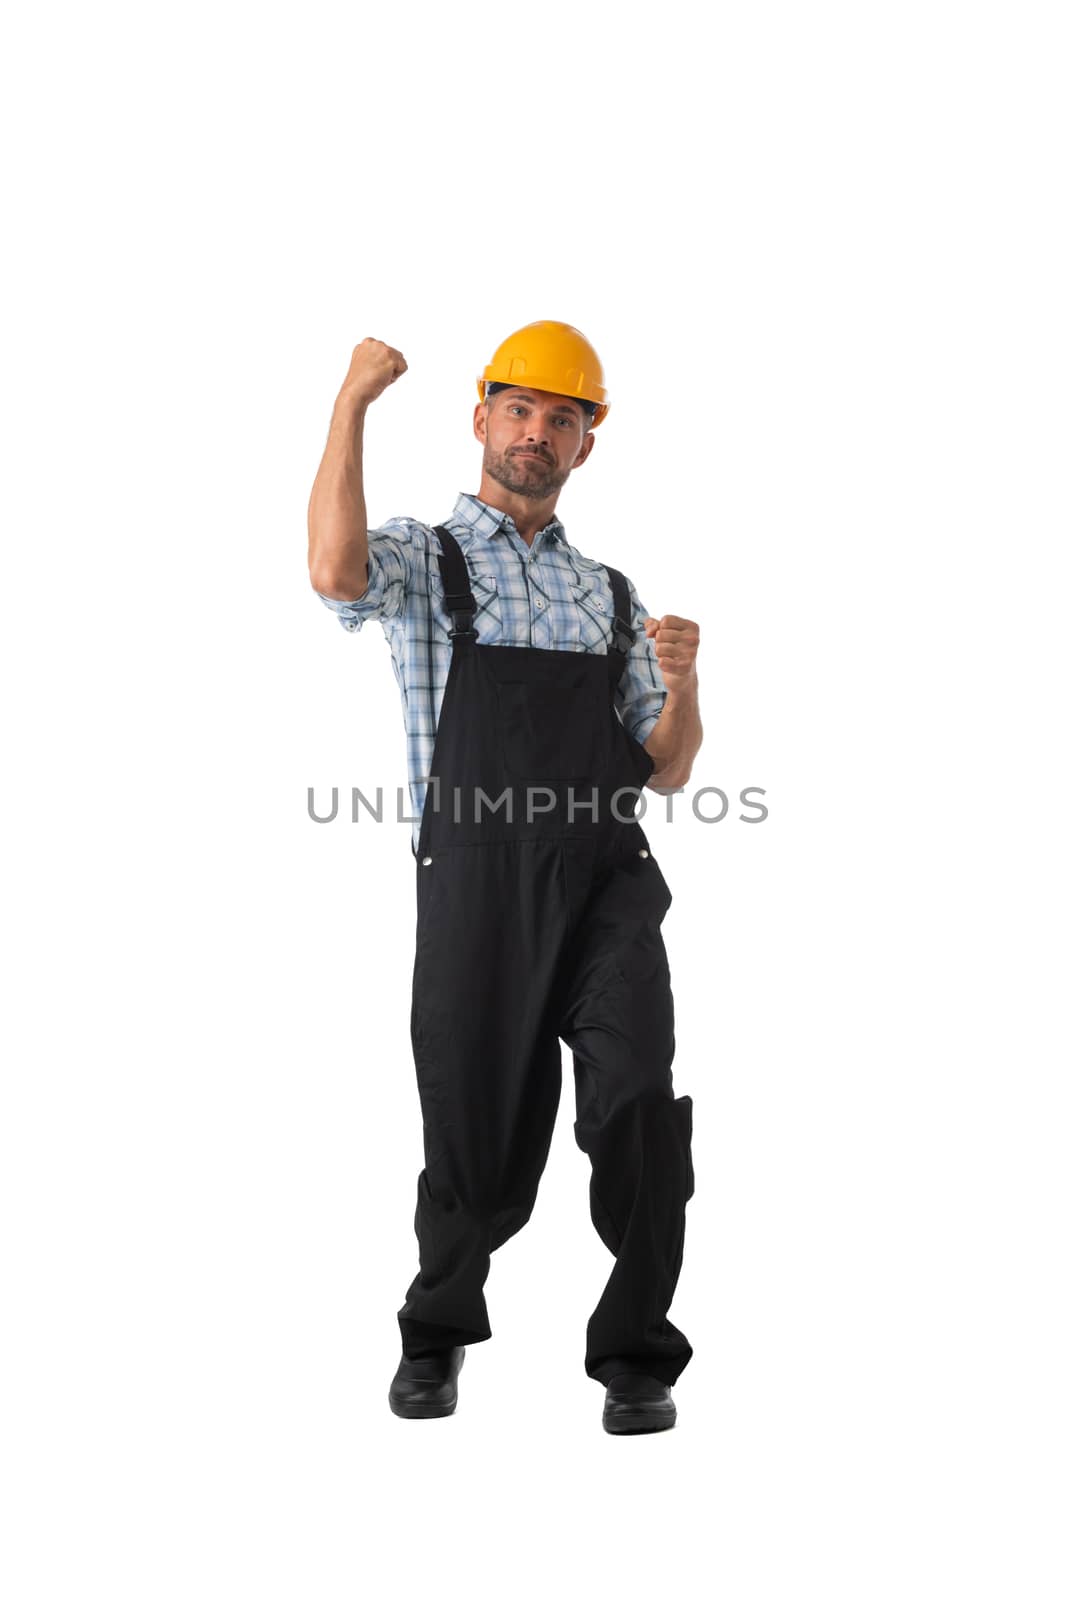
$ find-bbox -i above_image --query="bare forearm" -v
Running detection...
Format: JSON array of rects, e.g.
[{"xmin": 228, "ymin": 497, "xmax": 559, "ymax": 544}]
[
  {"xmin": 307, "ymin": 392, "xmax": 371, "ymax": 600},
  {"xmin": 307, "ymin": 339, "xmax": 408, "ymax": 599},
  {"xmin": 644, "ymin": 681, "xmax": 703, "ymax": 790}
]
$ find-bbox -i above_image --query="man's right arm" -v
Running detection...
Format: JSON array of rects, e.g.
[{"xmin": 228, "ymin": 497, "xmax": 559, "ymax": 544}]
[{"xmin": 307, "ymin": 338, "xmax": 408, "ymax": 601}]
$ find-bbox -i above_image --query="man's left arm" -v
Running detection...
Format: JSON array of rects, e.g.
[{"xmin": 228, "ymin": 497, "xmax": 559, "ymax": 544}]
[
  {"xmin": 615, "ymin": 579, "xmax": 702, "ymax": 792},
  {"xmin": 641, "ymin": 610, "xmax": 703, "ymax": 790}
]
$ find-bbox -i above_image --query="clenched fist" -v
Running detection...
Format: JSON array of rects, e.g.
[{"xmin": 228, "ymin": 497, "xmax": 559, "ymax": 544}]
[
  {"xmin": 645, "ymin": 613, "xmax": 700, "ymax": 694},
  {"xmin": 340, "ymin": 337, "xmax": 408, "ymax": 408}
]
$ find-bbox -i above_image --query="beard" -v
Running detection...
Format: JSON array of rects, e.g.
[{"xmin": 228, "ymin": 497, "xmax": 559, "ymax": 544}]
[{"xmin": 483, "ymin": 443, "xmax": 571, "ymax": 501}]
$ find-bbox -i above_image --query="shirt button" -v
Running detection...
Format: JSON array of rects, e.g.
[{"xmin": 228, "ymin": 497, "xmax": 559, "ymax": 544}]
[
  {"xmin": 535, "ymin": 598, "xmax": 545, "ymax": 609},
  {"xmin": 595, "ymin": 599, "xmax": 604, "ymax": 610},
  {"xmin": 345, "ymin": 621, "xmax": 357, "ymax": 631}
]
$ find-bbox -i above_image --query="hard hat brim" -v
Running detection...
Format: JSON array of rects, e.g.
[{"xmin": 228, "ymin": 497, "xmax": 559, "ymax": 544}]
[{"xmin": 477, "ymin": 374, "xmax": 609, "ymax": 427}]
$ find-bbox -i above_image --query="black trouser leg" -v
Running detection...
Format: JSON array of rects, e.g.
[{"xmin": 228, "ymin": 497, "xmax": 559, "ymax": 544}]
[
  {"xmin": 398, "ymin": 844, "xmax": 569, "ymax": 1358},
  {"xmin": 557, "ymin": 847, "xmax": 696, "ymax": 1386}
]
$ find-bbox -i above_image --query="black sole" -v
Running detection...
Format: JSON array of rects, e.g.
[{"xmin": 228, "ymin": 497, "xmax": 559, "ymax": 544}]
[
  {"xmin": 603, "ymin": 1405, "xmax": 677, "ymax": 1434},
  {"xmin": 388, "ymin": 1394, "xmax": 459, "ymax": 1419}
]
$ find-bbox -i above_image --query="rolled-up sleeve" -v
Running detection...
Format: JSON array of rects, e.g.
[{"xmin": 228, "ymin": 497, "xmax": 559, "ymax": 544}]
[
  {"xmin": 314, "ymin": 519, "xmax": 418, "ymax": 633},
  {"xmin": 615, "ymin": 577, "xmax": 667, "ymax": 741}
]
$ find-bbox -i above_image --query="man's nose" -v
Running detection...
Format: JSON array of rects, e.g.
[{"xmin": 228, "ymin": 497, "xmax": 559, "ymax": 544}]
[{"xmin": 524, "ymin": 416, "xmax": 552, "ymax": 447}]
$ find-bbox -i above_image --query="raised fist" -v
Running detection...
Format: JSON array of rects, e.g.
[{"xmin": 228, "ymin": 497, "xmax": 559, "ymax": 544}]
[
  {"xmin": 645, "ymin": 613, "xmax": 700, "ymax": 693},
  {"xmin": 340, "ymin": 338, "xmax": 408, "ymax": 407}
]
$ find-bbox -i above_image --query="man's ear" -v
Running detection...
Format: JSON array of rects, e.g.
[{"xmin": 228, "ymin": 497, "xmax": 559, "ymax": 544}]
[
  {"xmin": 573, "ymin": 429, "xmax": 596, "ymax": 468},
  {"xmin": 473, "ymin": 400, "xmax": 489, "ymax": 444}
]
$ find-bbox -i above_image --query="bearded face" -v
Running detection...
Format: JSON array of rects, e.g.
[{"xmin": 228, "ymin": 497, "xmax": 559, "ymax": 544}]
[{"xmin": 479, "ymin": 388, "xmax": 592, "ymax": 501}]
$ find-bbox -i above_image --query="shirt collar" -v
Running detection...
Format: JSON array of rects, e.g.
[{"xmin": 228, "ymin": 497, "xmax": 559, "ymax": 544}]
[{"xmin": 451, "ymin": 491, "xmax": 568, "ymax": 546}]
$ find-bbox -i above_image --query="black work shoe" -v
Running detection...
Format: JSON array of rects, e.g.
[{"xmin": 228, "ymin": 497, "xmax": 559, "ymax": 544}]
[
  {"xmin": 602, "ymin": 1373, "xmax": 677, "ymax": 1434},
  {"xmin": 388, "ymin": 1346, "xmax": 465, "ymax": 1419}
]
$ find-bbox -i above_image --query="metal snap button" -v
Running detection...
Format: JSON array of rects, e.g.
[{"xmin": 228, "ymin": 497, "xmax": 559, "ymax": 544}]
[
  {"xmin": 638, "ymin": 848, "xmax": 649, "ymax": 858},
  {"xmin": 421, "ymin": 856, "xmax": 433, "ymax": 866}
]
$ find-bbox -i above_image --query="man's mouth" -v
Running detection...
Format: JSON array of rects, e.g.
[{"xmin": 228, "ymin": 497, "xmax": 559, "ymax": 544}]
[{"xmin": 512, "ymin": 450, "xmax": 551, "ymax": 464}]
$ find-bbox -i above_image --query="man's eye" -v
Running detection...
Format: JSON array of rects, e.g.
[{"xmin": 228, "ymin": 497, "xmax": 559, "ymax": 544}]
[{"xmin": 555, "ymin": 417, "xmax": 574, "ymax": 427}]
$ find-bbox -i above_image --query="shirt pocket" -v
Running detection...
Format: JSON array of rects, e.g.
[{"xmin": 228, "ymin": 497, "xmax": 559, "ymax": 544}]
[
  {"xmin": 428, "ymin": 566, "xmax": 502, "ymax": 643},
  {"xmin": 554, "ymin": 574, "xmax": 613, "ymax": 652}
]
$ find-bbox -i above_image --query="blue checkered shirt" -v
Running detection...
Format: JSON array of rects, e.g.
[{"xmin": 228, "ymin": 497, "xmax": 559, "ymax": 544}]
[{"xmin": 315, "ymin": 491, "xmax": 668, "ymax": 850}]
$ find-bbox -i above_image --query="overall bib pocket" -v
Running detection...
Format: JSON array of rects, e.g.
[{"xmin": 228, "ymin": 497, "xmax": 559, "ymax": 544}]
[{"xmin": 493, "ymin": 666, "xmax": 608, "ymax": 783}]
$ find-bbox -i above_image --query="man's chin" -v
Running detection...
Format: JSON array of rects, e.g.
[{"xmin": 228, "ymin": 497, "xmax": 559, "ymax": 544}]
[
  {"xmin": 486, "ymin": 460, "xmax": 567, "ymax": 501},
  {"xmin": 503, "ymin": 481, "xmax": 549, "ymax": 500},
  {"xmin": 486, "ymin": 457, "xmax": 566, "ymax": 499}
]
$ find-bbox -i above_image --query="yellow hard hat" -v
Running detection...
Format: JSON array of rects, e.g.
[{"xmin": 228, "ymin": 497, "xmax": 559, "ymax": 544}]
[{"xmin": 477, "ymin": 320, "xmax": 610, "ymax": 427}]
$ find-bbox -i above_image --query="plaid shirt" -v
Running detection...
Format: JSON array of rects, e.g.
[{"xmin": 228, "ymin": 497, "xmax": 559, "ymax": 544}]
[{"xmin": 316, "ymin": 491, "xmax": 668, "ymax": 850}]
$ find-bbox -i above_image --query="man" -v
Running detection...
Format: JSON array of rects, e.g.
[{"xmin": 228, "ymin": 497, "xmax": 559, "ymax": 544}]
[{"xmin": 307, "ymin": 321, "xmax": 703, "ymax": 1434}]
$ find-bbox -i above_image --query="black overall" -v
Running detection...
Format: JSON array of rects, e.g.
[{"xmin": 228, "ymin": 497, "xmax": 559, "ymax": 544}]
[{"xmin": 397, "ymin": 526, "xmax": 695, "ymax": 1387}]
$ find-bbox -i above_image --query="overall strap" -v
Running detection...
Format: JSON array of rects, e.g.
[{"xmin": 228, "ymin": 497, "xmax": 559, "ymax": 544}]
[
  {"xmin": 425, "ymin": 522, "xmax": 480, "ymax": 755},
  {"xmin": 603, "ymin": 565, "xmax": 637, "ymax": 687},
  {"xmin": 431, "ymin": 525, "xmax": 479, "ymax": 641}
]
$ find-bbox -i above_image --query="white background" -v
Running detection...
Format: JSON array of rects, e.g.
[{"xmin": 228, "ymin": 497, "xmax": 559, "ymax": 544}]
[{"xmin": 3, "ymin": 2, "xmax": 1064, "ymax": 1596}]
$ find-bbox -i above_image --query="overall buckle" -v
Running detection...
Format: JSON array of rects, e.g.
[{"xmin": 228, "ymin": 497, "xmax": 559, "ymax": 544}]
[
  {"xmin": 611, "ymin": 617, "xmax": 637, "ymax": 653},
  {"xmin": 447, "ymin": 607, "xmax": 479, "ymax": 641}
]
